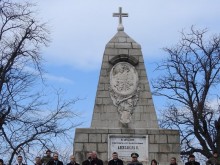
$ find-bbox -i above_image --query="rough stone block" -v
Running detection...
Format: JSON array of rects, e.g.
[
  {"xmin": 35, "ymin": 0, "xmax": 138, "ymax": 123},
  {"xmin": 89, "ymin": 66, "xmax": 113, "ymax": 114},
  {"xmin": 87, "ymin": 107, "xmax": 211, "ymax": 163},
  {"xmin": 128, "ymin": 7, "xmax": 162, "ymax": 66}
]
[
  {"xmin": 99, "ymin": 153, "xmax": 108, "ymax": 163},
  {"xmin": 89, "ymin": 134, "xmax": 102, "ymax": 142},
  {"xmin": 102, "ymin": 134, "xmax": 108, "ymax": 142},
  {"xmin": 104, "ymin": 84, "xmax": 110, "ymax": 90},
  {"xmin": 136, "ymin": 63, "xmax": 146, "ymax": 69},
  {"xmin": 100, "ymin": 70, "xmax": 107, "ymax": 76},
  {"xmin": 118, "ymin": 37, "xmax": 127, "ymax": 43},
  {"xmin": 149, "ymin": 153, "xmax": 156, "ymax": 162},
  {"xmin": 99, "ymin": 76, "xmax": 110, "ymax": 83},
  {"xmin": 92, "ymin": 113, "xmax": 101, "ymax": 120},
  {"xmin": 74, "ymin": 143, "xmax": 83, "ymax": 151},
  {"xmin": 93, "ymin": 105, "xmax": 103, "ymax": 113},
  {"xmin": 134, "ymin": 112, "xmax": 141, "ymax": 120},
  {"xmin": 115, "ymin": 43, "xmax": 132, "ymax": 49},
  {"xmin": 158, "ymin": 153, "xmax": 168, "ymax": 162},
  {"xmin": 108, "ymin": 129, "xmax": 122, "ymax": 134},
  {"xmin": 74, "ymin": 133, "xmax": 88, "ymax": 142},
  {"xmin": 105, "ymin": 43, "xmax": 115, "ymax": 48},
  {"xmin": 149, "ymin": 135, "xmax": 155, "ymax": 143},
  {"xmin": 102, "ymin": 98, "xmax": 112, "ymax": 105},
  {"xmin": 132, "ymin": 43, "xmax": 141, "ymax": 49},
  {"xmin": 98, "ymin": 84, "xmax": 105, "ymax": 91},
  {"xmin": 83, "ymin": 143, "xmax": 97, "ymax": 151},
  {"xmin": 121, "ymin": 129, "xmax": 135, "ymax": 134},
  {"xmin": 126, "ymin": 38, "xmax": 135, "ymax": 42},
  {"xmin": 168, "ymin": 135, "xmax": 180, "ymax": 143},
  {"xmin": 97, "ymin": 91, "xmax": 110, "ymax": 98},
  {"xmin": 95, "ymin": 98, "xmax": 102, "ymax": 105},
  {"xmin": 155, "ymin": 135, "xmax": 167, "ymax": 143},
  {"xmin": 134, "ymin": 129, "xmax": 147, "ymax": 134},
  {"xmin": 149, "ymin": 144, "xmax": 159, "ymax": 152},
  {"xmin": 129, "ymin": 49, "xmax": 142, "ymax": 56},
  {"xmin": 140, "ymin": 70, "xmax": 147, "ymax": 77},
  {"xmin": 159, "ymin": 144, "xmax": 172, "ymax": 152},
  {"xmin": 172, "ymin": 144, "xmax": 180, "ymax": 152},
  {"xmin": 101, "ymin": 62, "xmax": 111, "ymax": 69},
  {"xmin": 98, "ymin": 143, "xmax": 108, "ymax": 152},
  {"xmin": 104, "ymin": 48, "xmax": 118, "ymax": 55},
  {"xmin": 103, "ymin": 105, "xmax": 117, "ymax": 112},
  {"xmin": 118, "ymin": 49, "xmax": 129, "ymax": 55}
]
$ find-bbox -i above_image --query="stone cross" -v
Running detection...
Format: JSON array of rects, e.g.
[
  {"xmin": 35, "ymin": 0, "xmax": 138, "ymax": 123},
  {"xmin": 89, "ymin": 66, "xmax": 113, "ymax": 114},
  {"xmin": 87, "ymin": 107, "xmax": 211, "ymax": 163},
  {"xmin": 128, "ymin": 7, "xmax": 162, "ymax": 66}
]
[{"xmin": 113, "ymin": 7, "xmax": 128, "ymax": 31}]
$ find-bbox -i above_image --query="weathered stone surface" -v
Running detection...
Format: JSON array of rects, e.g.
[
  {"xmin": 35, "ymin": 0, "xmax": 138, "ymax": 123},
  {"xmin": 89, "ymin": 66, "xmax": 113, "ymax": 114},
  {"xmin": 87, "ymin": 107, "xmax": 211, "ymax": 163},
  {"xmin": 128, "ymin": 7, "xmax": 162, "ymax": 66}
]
[
  {"xmin": 73, "ymin": 26, "xmax": 180, "ymax": 165},
  {"xmin": 89, "ymin": 134, "xmax": 101, "ymax": 142},
  {"xmin": 74, "ymin": 133, "xmax": 88, "ymax": 142},
  {"xmin": 74, "ymin": 143, "xmax": 83, "ymax": 151},
  {"xmin": 83, "ymin": 143, "xmax": 97, "ymax": 151},
  {"xmin": 97, "ymin": 143, "xmax": 108, "ymax": 152},
  {"xmin": 149, "ymin": 144, "xmax": 159, "ymax": 152},
  {"xmin": 168, "ymin": 135, "xmax": 180, "ymax": 143}
]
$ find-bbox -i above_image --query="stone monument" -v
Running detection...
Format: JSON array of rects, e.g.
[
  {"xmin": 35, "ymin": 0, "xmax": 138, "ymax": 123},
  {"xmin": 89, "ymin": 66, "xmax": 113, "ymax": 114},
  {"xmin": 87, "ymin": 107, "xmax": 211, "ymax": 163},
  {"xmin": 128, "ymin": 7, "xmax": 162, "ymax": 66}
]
[{"xmin": 73, "ymin": 7, "xmax": 180, "ymax": 165}]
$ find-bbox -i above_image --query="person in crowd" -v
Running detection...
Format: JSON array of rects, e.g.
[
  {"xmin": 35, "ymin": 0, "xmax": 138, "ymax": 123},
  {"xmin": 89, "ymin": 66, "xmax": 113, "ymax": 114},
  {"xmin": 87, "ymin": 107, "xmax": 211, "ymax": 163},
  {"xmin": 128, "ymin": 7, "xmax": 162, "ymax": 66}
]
[
  {"xmin": 41, "ymin": 149, "xmax": 53, "ymax": 165},
  {"xmin": 150, "ymin": 159, "xmax": 158, "ymax": 165},
  {"xmin": 206, "ymin": 151, "xmax": 220, "ymax": 165},
  {"xmin": 82, "ymin": 152, "xmax": 92, "ymax": 165},
  {"xmin": 170, "ymin": 157, "xmax": 177, "ymax": 165},
  {"xmin": 108, "ymin": 152, "xmax": 123, "ymax": 165},
  {"xmin": 127, "ymin": 153, "xmax": 143, "ymax": 165},
  {"xmin": 67, "ymin": 155, "xmax": 79, "ymax": 165},
  {"xmin": 35, "ymin": 157, "xmax": 42, "ymax": 165},
  {"xmin": 16, "ymin": 156, "xmax": 26, "ymax": 165},
  {"xmin": 0, "ymin": 159, "xmax": 5, "ymax": 165},
  {"xmin": 91, "ymin": 151, "xmax": 103, "ymax": 165},
  {"xmin": 185, "ymin": 155, "xmax": 200, "ymax": 165},
  {"xmin": 47, "ymin": 152, "xmax": 63, "ymax": 165}
]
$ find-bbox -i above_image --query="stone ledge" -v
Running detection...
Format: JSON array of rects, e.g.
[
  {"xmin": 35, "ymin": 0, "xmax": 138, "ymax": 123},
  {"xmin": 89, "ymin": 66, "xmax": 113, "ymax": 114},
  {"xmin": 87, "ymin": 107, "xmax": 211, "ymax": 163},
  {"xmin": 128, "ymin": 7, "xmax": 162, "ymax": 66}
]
[{"xmin": 75, "ymin": 128, "xmax": 179, "ymax": 135}]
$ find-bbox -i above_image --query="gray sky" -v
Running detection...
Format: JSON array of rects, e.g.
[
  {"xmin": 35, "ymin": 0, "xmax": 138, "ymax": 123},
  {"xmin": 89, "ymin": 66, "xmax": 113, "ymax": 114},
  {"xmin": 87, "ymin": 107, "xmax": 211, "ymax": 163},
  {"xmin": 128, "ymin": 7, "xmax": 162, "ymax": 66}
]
[{"xmin": 28, "ymin": 0, "xmax": 220, "ymax": 127}]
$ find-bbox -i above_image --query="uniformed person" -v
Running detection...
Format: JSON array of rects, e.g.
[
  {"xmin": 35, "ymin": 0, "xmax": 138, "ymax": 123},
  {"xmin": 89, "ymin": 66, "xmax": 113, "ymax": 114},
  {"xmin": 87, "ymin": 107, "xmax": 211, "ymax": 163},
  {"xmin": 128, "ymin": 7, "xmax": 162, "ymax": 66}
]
[{"xmin": 127, "ymin": 153, "xmax": 143, "ymax": 165}]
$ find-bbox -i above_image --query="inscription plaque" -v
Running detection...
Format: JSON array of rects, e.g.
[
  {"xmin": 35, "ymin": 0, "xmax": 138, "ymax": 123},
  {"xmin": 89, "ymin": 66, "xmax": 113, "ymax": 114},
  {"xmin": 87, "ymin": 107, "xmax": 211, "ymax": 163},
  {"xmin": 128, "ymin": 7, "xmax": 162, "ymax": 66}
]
[{"xmin": 108, "ymin": 134, "xmax": 148, "ymax": 162}]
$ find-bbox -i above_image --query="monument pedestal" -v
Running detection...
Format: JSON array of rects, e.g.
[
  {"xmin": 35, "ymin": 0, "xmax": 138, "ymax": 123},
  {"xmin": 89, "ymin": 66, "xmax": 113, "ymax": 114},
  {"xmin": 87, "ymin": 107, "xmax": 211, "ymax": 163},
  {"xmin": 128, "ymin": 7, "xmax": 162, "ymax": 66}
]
[{"xmin": 74, "ymin": 128, "xmax": 180, "ymax": 165}]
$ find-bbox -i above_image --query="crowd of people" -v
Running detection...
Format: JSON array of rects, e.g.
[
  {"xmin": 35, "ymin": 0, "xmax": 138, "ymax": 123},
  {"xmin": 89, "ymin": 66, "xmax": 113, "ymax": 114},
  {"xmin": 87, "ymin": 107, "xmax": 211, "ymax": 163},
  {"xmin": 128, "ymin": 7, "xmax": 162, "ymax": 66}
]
[{"xmin": 0, "ymin": 150, "xmax": 220, "ymax": 165}]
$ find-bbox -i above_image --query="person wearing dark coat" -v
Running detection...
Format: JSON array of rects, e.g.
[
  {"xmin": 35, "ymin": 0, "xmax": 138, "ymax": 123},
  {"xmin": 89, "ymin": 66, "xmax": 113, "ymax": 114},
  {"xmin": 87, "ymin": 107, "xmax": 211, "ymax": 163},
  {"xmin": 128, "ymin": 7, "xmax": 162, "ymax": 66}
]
[
  {"xmin": 0, "ymin": 159, "xmax": 5, "ymax": 165},
  {"xmin": 41, "ymin": 149, "xmax": 53, "ymax": 165},
  {"xmin": 90, "ymin": 151, "xmax": 103, "ymax": 165},
  {"xmin": 82, "ymin": 152, "xmax": 92, "ymax": 165},
  {"xmin": 108, "ymin": 152, "xmax": 123, "ymax": 165},
  {"xmin": 16, "ymin": 156, "xmax": 27, "ymax": 165},
  {"xmin": 47, "ymin": 153, "xmax": 63, "ymax": 165},
  {"xmin": 170, "ymin": 157, "xmax": 177, "ymax": 165},
  {"xmin": 206, "ymin": 151, "xmax": 220, "ymax": 165},
  {"xmin": 127, "ymin": 153, "xmax": 142, "ymax": 165},
  {"xmin": 185, "ymin": 155, "xmax": 200, "ymax": 165},
  {"xmin": 67, "ymin": 155, "xmax": 80, "ymax": 165}
]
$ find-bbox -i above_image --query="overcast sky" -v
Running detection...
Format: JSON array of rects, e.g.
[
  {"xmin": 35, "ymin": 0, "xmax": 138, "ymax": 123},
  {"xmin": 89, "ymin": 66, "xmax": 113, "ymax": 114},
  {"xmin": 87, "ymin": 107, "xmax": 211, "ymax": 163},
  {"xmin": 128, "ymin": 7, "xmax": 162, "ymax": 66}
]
[{"xmin": 27, "ymin": 0, "xmax": 220, "ymax": 127}]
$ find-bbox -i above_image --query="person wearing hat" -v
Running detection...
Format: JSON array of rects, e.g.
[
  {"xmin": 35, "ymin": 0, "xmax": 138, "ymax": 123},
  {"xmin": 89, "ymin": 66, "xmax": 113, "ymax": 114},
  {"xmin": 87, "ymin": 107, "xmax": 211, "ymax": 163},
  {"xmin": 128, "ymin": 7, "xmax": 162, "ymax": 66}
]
[
  {"xmin": 206, "ymin": 151, "xmax": 220, "ymax": 165},
  {"xmin": 185, "ymin": 155, "xmax": 200, "ymax": 165},
  {"xmin": 127, "ymin": 153, "xmax": 143, "ymax": 165},
  {"xmin": 41, "ymin": 149, "xmax": 53, "ymax": 165}
]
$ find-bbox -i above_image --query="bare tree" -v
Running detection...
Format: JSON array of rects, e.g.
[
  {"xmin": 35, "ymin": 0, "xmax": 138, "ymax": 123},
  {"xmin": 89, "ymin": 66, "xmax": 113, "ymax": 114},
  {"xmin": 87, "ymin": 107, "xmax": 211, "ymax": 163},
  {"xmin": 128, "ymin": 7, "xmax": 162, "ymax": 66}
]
[
  {"xmin": 153, "ymin": 27, "xmax": 220, "ymax": 159},
  {"xmin": 0, "ymin": 1, "xmax": 81, "ymax": 164}
]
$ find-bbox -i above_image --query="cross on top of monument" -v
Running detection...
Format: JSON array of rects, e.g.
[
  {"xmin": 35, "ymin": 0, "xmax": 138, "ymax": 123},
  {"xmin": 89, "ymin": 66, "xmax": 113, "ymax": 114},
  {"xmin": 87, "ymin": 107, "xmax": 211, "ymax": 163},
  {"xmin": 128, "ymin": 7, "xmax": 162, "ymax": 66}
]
[{"xmin": 113, "ymin": 7, "xmax": 128, "ymax": 31}]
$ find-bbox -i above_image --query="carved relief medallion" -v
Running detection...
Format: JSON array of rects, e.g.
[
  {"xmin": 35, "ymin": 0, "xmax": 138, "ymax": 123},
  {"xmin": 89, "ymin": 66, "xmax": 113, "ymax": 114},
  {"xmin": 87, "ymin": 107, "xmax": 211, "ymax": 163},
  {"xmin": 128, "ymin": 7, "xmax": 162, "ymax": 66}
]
[{"xmin": 109, "ymin": 62, "xmax": 139, "ymax": 124}]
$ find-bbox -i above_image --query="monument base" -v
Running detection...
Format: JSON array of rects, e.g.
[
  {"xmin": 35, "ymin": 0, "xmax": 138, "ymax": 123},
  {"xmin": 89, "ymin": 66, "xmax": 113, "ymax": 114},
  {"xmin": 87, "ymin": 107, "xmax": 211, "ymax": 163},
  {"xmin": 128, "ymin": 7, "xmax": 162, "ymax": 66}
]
[{"xmin": 73, "ymin": 128, "xmax": 180, "ymax": 165}]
